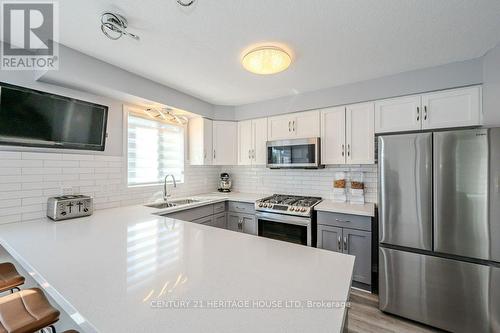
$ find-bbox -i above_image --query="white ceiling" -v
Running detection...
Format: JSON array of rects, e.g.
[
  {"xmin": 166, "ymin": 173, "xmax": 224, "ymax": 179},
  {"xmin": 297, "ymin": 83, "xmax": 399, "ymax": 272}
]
[{"xmin": 60, "ymin": 0, "xmax": 500, "ymax": 106}]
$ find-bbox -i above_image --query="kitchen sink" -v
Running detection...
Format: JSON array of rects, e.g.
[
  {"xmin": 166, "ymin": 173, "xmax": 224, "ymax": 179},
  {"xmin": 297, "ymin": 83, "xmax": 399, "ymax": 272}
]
[
  {"xmin": 145, "ymin": 198, "xmax": 201, "ymax": 209},
  {"xmin": 170, "ymin": 198, "xmax": 201, "ymax": 205}
]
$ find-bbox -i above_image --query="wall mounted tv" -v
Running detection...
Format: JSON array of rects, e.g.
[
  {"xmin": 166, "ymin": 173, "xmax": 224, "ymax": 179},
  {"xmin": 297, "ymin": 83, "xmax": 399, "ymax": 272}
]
[{"xmin": 0, "ymin": 82, "xmax": 108, "ymax": 151}]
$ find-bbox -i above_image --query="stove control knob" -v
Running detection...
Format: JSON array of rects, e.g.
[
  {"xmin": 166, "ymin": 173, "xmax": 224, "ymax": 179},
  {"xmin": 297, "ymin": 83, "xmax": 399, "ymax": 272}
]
[
  {"xmin": 301, "ymin": 208, "xmax": 307, "ymax": 212},
  {"xmin": 258, "ymin": 203, "xmax": 263, "ymax": 207},
  {"xmin": 268, "ymin": 204, "xmax": 273, "ymax": 208},
  {"xmin": 264, "ymin": 204, "xmax": 269, "ymax": 208},
  {"xmin": 289, "ymin": 207, "xmax": 294, "ymax": 211}
]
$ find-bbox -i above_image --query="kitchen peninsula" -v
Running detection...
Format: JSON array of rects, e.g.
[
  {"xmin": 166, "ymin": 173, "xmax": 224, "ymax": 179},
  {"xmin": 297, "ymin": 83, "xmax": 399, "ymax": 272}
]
[{"xmin": 0, "ymin": 198, "xmax": 355, "ymax": 333}]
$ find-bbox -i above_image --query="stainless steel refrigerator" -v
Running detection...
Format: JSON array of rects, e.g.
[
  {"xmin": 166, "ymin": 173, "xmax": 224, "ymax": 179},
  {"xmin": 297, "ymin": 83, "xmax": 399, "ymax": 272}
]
[{"xmin": 378, "ymin": 128, "xmax": 500, "ymax": 333}]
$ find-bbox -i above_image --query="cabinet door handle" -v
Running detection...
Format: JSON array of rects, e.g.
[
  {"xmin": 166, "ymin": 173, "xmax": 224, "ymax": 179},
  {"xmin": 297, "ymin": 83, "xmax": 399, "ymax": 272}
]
[
  {"xmin": 337, "ymin": 235, "xmax": 342, "ymax": 251},
  {"xmin": 424, "ymin": 106, "xmax": 428, "ymax": 121},
  {"xmin": 343, "ymin": 236, "xmax": 348, "ymax": 251},
  {"xmin": 416, "ymin": 106, "xmax": 420, "ymax": 122},
  {"xmin": 204, "ymin": 150, "xmax": 207, "ymax": 159},
  {"xmin": 335, "ymin": 218, "xmax": 351, "ymax": 223},
  {"xmin": 292, "ymin": 120, "xmax": 296, "ymax": 132},
  {"xmin": 288, "ymin": 121, "xmax": 291, "ymax": 132},
  {"xmin": 341, "ymin": 144, "xmax": 345, "ymax": 157},
  {"xmin": 248, "ymin": 149, "xmax": 251, "ymax": 159},
  {"xmin": 213, "ymin": 150, "xmax": 216, "ymax": 159},
  {"xmin": 347, "ymin": 144, "xmax": 351, "ymax": 157}
]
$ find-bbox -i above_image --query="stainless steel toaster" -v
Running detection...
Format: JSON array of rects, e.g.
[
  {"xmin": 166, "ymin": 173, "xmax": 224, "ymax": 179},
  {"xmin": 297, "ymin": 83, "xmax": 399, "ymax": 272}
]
[{"xmin": 47, "ymin": 195, "xmax": 93, "ymax": 221}]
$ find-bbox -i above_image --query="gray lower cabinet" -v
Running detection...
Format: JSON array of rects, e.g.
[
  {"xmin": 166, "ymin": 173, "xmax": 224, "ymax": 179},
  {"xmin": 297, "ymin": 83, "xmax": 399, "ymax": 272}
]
[
  {"xmin": 343, "ymin": 229, "xmax": 371, "ymax": 284},
  {"xmin": 162, "ymin": 203, "xmax": 227, "ymax": 229},
  {"xmin": 210, "ymin": 212, "xmax": 227, "ymax": 229},
  {"xmin": 317, "ymin": 212, "xmax": 372, "ymax": 286},
  {"xmin": 317, "ymin": 225, "xmax": 343, "ymax": 253},
  {"xmin": 227, "ymin": 212, "xmax": 257, "ymax": 235}
]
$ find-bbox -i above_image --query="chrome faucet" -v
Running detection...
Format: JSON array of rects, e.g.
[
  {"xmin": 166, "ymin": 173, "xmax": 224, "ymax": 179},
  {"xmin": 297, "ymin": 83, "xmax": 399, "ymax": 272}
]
[{"xmin": 163, "ymin": 174, "xmax": 177, "ymax": 202}]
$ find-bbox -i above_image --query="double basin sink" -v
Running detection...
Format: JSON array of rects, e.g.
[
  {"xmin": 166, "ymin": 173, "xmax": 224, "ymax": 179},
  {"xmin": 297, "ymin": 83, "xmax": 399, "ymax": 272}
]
[{"xmin": 145, "ymin": 198, "xmax": 202, "ymax": 209}]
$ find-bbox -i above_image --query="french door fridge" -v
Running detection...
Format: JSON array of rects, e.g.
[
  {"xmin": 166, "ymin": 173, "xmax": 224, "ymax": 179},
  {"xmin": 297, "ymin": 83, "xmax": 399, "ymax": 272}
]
[{"xmin": 378, "ymin": 128, "xmax": 500, "ymax": 333}]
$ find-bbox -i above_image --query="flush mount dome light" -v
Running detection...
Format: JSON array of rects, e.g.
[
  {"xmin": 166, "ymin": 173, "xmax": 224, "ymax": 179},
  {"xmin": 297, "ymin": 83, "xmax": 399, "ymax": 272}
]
[{"xmin": 242, "ymin": 46, "xmax": 291, "ymax": 75}]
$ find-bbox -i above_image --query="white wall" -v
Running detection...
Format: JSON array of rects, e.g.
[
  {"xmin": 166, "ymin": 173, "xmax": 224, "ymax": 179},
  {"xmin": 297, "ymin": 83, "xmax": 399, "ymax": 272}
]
[
  {"xmin": 483, "ymin": 43, "xmax": 500, "ymax": 126},
  {"xmin": 38, "ymin": 44, "xmax": 218, "ymax": 119},
  {"xmin": 0, "ymin": 70, "xmax": 125, "ymax": 156},
  {"xmin": 233, "ymin": 58, "xmax": 483, "ymax": 120}
]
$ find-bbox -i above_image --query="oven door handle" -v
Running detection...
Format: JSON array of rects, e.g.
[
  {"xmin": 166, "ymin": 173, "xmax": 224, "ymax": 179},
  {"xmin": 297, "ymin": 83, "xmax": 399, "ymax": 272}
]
[{"xmin": 255, "ymin": 212, "xmax": 311, "ymax": 227}]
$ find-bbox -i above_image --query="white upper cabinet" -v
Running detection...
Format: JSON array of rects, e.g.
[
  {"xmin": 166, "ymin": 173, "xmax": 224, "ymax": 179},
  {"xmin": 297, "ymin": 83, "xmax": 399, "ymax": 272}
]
[
  {"xmin": 294, "ymin": 111, "xmax": 321, "ymax": 138},
  {"xmin": 375, "ymin": 95, "xmax": 422, "ymax": 133},
  {"xmin": 346, "ymin": 102, "xmax": 375, "ymax": 164},
  {"xmin": 213, "ymin": 121, "xmax": 237, "ymax": 165},
  {"xmin": 238, "ymin": 118, "xmax": 268, "ymax": 166},
  {"xmin": 375, "ymin": 86, "xmax": 482, "ymax": 134},
  {"xmin": 238, "ymin": 120, "xmax": 253, "ymax": 165},
  {"xmin": 189, "ymin": 117, "xmax": 213, "ymax": 165},
  {"xmin": 421, "ymin": 86, "xmax": 481, "ymax": 130},
  {"xmin": 321, "ymin": 107, "xmax": 346, "ymax": 165},
  {"xmin": 268, "ymin": 111, "xmax": 320, "ymax": 141},
  {"xmin": 252, "ymin": 118, "xmax": 268, "ymax": 165},
  {"xmin": 268, "ymin": 114, "xmax": 293, "ymax": 141}
]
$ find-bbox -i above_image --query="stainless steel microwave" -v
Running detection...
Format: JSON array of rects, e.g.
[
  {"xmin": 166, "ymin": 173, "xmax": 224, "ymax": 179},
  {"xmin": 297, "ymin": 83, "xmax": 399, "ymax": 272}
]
[{"xmin": 266, "ymin": 138, "xmax": 323, "ymax": 169}]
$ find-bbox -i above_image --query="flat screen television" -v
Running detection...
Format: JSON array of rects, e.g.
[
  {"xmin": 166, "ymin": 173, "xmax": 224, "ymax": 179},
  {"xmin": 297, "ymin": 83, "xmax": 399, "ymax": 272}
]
[{"xmin": 0, "ymin": 82, "xmax": 108, "ymax": 151}]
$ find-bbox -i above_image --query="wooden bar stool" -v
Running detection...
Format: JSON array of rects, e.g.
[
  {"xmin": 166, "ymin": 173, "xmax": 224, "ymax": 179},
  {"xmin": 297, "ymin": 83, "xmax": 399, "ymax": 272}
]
[
  {"xmin": 0, "ymin": 288, "xmax": 60, "ymax": 333},
  {"xmin": 0, "ymin": 263, "xmax": 25, "ymax": 293}
]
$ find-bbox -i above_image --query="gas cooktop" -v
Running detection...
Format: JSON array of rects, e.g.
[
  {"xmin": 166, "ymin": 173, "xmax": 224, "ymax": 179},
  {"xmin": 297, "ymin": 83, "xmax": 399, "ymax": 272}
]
[{"xmin": 255, "ymin": 194, "xmax": 322, "ymax": 217}]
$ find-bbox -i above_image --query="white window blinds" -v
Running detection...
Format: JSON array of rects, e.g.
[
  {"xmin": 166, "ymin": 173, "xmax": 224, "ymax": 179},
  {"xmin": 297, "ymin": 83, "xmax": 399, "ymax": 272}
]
[{"xmin": 127, "ymin": 113, "xmax": 185, "ymax": 186}]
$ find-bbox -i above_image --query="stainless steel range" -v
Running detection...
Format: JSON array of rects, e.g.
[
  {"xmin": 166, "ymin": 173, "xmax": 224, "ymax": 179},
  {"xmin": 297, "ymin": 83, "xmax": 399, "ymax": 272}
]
[{"xmin": 255, "ymin": 194, "xmax": 322, "ymax": 246}]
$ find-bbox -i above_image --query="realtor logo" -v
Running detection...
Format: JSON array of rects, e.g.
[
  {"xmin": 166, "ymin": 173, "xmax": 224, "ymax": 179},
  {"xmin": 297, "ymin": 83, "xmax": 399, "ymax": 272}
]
[{"xmin": 1, "ymin": 1, "xmax": 59, "ymax": 70}]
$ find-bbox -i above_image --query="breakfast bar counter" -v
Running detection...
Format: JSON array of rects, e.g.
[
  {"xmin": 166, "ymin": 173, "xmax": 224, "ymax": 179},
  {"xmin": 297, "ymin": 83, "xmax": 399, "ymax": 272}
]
[{"xmin": 0, "ymin": 204, "xmax": 354, "ymax": 333}]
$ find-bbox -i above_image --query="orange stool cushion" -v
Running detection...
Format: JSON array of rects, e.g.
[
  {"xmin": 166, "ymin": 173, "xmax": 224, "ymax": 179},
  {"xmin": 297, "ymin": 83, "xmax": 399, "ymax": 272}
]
[
  {"xmin": 0, "ymin": 288, "xmax": 60, "ymax": 333},
  {"xmin": 0, "ymin": 263, "xmax": 24, "ymax": 293}
]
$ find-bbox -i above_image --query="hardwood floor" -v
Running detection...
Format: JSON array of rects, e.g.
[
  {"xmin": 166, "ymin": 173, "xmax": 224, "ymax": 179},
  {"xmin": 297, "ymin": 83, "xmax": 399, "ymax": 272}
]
[{"xmin": 347, "ymin": 289, "xmax": 444, "ymax": 333}]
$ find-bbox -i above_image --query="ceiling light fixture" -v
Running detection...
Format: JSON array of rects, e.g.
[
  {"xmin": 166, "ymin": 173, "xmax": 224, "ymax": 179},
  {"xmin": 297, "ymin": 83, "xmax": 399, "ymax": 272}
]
[
  {"xmin": 100, "ymin": 12, "xmax": 140, "ymax": 41},
  {"xmin": 177, "ymin": 0, "xmax": 196, "ymax": 7},
  {"xmin": 242, "ymin": 46, "xmax": 291, "ymax": 75},
  {"xmin": 145, "ymin": 108, "xmax": 188, "ymax": 125}
]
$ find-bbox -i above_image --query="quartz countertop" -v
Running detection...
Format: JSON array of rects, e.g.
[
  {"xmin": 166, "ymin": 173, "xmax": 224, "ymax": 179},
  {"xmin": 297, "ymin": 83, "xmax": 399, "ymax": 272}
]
[
  {"xmin": 315, "ymin": 200, "xmax": 376, "ymax": 217},
  {"xmin": 0, "ymin": 203, "xmax": 354, "ymax": 333}
]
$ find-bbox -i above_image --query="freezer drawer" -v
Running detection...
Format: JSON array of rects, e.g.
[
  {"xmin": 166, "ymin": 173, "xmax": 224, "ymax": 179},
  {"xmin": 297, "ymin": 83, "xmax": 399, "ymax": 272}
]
[
  {"xmin": 378, "ymin": 133, "xmax": 432, "ymax": 250},
  {"xmin": 434, "ymin": 129, "xmax": 490, "ymax": 261},
  {"xmin": 379, "ymin": 247, "xmax": 500, "ymax": 333}
]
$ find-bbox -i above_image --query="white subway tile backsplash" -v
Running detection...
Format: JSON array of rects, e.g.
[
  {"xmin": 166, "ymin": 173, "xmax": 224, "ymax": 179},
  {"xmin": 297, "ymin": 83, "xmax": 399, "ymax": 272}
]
[
  {"xmin": 22, "ymin": 152, "xmax": 62, "ymax": 160},
  {"xmin": 0, "ymin": 150, "xmax": 220, "ymax": 225},
  {"xmin": 43, "ymin": 160, "xmax": 80, "ymax": 168},
  {"xmin": 0, "ymin": 151, "xmax": 21, "ymax": 159},
  {"xmin": 22, "ymin": 168, "xmax": 62, "ymax": 175},
  {"xmin": 0, "ymin": 168, "xmax": 22, "ymax": 175},
  {"xmin": 223, "ymin": 165, "xmax": 378, "ymax": 204},
  {"xmin": 0, "ymin": 199, "xmax": 21, "ymax": 208}
]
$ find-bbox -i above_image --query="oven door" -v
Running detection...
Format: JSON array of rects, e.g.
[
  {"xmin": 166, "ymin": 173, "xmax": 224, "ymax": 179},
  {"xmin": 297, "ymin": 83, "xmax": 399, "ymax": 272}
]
[
  {"xmin": 256, "ymin": 212, "xmax": 312, "ymax": 246},
  {"xmin": 267, "ymin": 138, "xmax": 321, "ymax": 168}
]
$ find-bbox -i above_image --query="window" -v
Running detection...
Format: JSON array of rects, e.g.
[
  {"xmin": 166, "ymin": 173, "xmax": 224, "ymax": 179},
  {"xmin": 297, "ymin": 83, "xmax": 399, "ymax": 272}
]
[{"xmin": 127, "ymin": 112, "xmax": 184, "ymax": 186}]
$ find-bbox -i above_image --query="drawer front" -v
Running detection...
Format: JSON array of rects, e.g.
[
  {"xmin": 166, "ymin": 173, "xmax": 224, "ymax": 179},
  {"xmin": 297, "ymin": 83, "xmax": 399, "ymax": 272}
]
[
  {"xmin": 227, "ymin": 201, "xmax": 255, "ymax": 214},
  {"xmin": 165, "ymin": 204, "xmax": 214, "ymax": 222},
  {"xmin": 213, "ymin": 201, "xmax": 226, "ymax": 214},
  {"xmin": 317, "ymin": 211, "xmax": 372, "ymax": 232}
]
